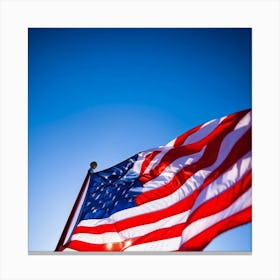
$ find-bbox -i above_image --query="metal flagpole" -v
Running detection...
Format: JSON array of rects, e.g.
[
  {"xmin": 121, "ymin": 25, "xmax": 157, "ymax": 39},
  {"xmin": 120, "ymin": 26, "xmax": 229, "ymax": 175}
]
[{"xmin": 54, "ymin": 161, "xmax": 97, "ymax": 251}]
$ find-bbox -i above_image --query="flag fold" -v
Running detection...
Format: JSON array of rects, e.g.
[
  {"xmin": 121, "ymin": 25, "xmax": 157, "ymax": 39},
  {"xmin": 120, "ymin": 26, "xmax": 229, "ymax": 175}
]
[{"xmin": 63, "ymin": 109, "xmax": 252, "ymax": 252}]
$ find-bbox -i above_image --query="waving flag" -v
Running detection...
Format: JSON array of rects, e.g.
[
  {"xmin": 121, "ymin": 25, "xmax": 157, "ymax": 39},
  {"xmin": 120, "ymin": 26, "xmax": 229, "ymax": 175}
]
[{"xmin": 60, "ymin": 109, "xmax": 252, "ymax": 252}]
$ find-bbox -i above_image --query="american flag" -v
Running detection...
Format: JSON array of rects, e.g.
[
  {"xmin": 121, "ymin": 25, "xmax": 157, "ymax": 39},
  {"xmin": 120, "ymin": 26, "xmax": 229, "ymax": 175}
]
[{"xmin": 62, "ymin": 109, "xmax": 252, "ymax": 251}]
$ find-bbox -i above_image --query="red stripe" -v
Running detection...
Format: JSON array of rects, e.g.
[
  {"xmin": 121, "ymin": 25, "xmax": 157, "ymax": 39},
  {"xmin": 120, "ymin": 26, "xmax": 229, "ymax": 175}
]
[
  {"xmin": 127, "ymin": 223, "xmax": 184, "ymax": 248},
  {"xmin": 174, "ymin": 124, "xmax": 203, "ymax": 147},
  {"xmin": 139, "ymin": 109, "xmax": 249, "ymax": 184},
  {"xmin": 136, "ymin": 119, "xmax": 251, "ymax": 205},
  {"xmin": 179, "ymin": 206, "xmax": 252, "ymax": 251},
  {"xmin": 66, "ymin": 240, "xmax": 125, "ymax": 251},
  {"xmin": 139, "ymin": 150, "xmax": 161, "ymax": 180},
  {"xmin": 74, "ymin": 223, "xmax": 117, "ymax": 234},
  {"xmin": 186, "ymin": 171, "xmax": 251, "ymax": 226}
]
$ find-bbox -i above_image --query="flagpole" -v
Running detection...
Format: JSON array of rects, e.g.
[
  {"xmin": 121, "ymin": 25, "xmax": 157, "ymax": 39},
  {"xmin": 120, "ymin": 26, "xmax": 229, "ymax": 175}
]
[{"xmin": 54, "ymin": 161, "xmax": 97, "ymax": 251}]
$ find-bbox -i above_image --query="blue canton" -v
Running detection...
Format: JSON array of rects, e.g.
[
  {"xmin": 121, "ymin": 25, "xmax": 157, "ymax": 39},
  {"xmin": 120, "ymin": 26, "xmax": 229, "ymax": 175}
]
[{"xmin": 78, "ymin": 154, "xmax": 143, "ymax": 221}]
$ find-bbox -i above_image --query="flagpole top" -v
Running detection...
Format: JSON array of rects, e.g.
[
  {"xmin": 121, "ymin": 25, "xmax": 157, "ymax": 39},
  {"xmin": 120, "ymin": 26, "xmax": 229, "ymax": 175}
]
[{"xmin": 90, "ymin": 161, "xmax": 97, "ymax": 171}]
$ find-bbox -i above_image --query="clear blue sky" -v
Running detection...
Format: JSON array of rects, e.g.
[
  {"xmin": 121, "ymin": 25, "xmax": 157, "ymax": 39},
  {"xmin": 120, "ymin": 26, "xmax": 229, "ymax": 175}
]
[{"xmin": 28, "ymin": 28, "xmax": 252, "ymax": 252}]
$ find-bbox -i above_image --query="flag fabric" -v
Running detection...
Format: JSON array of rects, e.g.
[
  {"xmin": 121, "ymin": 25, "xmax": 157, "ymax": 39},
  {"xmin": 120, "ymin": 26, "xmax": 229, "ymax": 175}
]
[{"xmin": 62, "ymin": 109, "xmax": 252, "ymax": 251}]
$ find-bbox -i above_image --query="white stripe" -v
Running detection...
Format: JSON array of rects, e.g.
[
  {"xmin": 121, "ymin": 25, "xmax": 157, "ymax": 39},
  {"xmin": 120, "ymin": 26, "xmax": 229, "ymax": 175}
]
[
  {"xmin": 71, "ymin": 232, "xmax": 124, "ymax": 244},
  {"xmin": 124, "ymin": 236, "xmax": 181, "ymax": 251},
  {"xmin": 120, "ymin": 210, "xmax": 190, "ymax": 239},
  {"xmin": 164, "ymin": 116, "xmax": 225, "ymax": 148},
  {"xmin": 140, "ymin": 147, "xmax": 172, "ymax": 175},
  {"xmin": 182, "ymin": 116, "xmax": 225, "ymax": 146},
  {"xmin": 181, "ymin": 187, "xmax": 252, "ymax": 243},
  {"xmin": 234, "ymin": 111, "xmax": 251, "ymax": 130},
  {"xmin": 63, "ymin": 248, "xmax": 77, "ymax": 252},
  {"xmin": 165, "ymin": 139, "xmax": 176, "ymax": 147},
  {"xmin": 190, "ymin": 151, "xmax": 251, "ymax": 214},
  {"xmin": 142, "ymin": 146, "xmax": 206, "ymax": 191}
]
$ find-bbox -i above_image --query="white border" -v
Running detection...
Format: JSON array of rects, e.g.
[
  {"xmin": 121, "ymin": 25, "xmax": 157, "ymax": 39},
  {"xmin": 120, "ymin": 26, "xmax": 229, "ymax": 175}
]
[{"xmin": 0, "ymin": 0, "xmax": 279, "ymax": 279}]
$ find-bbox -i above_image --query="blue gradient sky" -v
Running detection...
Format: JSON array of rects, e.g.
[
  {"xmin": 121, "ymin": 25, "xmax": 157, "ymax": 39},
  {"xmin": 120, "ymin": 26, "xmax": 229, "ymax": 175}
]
[{"xmin": 28, "ymin": 28, "xmax": 251, "ymax": 252}]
